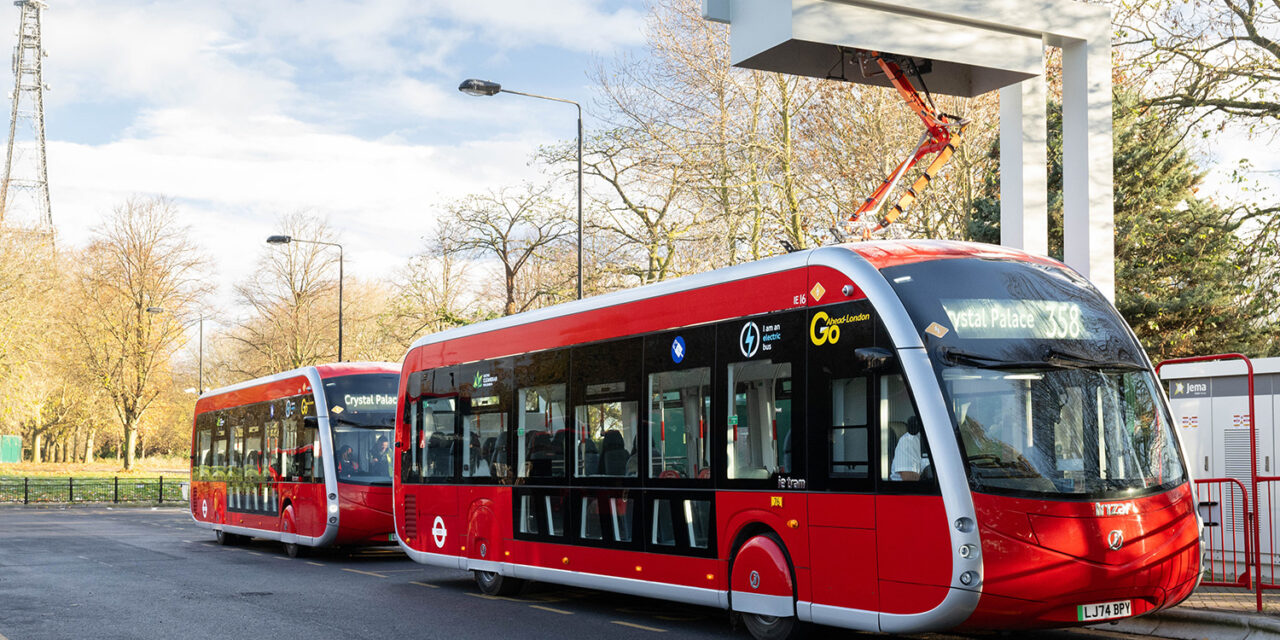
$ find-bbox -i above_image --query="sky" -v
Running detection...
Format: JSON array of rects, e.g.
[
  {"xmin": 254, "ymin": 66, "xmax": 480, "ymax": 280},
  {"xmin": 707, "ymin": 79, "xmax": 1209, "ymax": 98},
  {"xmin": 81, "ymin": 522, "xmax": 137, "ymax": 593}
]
[
  {"xmin": 8, "ymin": 0, "xmax": 646, "ymax": 313},
  {"xmin": 5, "ymin": 0, "xmax": 1276, "ymax": 324}
]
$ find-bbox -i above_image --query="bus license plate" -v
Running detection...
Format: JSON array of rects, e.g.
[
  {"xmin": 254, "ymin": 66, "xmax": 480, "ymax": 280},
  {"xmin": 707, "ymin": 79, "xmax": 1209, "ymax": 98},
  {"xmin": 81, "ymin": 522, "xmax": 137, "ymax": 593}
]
[{"xmin": 1077, "ymin": 600, "xmax": 1131, "ymax": 621}]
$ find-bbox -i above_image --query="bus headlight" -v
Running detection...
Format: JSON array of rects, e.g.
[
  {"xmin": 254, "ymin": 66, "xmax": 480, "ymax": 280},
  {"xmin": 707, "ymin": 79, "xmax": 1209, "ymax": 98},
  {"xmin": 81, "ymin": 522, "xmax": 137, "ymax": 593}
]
[
  {"xmin": 959, "ymin": 544, "xmax": 979, "ymax": 559},
  {"xmin": 959, "ymin": 571, "xmax": 979, "ymax": 586},
  {"xmin": 954, "ymin": 517, "xmax": 975, "ymax": 533},
  {"xmin": 328, "ymin": 504, "xmax": 339, "ymax": 514}
]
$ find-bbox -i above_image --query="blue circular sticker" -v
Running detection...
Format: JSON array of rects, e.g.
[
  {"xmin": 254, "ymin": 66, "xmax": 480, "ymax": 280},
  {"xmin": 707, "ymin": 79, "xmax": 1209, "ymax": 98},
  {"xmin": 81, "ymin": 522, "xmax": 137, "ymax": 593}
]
[{"xmin": 671, "ymin": 336, "xmax": 686, "ymax": 363}]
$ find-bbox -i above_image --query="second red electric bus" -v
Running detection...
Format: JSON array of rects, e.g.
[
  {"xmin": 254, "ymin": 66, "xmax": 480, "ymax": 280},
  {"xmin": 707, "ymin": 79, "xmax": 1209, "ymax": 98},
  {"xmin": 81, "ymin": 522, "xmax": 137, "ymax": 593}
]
[{"xmin": 190, "ymin": 362, "xmax": 400, "ymax": 557}]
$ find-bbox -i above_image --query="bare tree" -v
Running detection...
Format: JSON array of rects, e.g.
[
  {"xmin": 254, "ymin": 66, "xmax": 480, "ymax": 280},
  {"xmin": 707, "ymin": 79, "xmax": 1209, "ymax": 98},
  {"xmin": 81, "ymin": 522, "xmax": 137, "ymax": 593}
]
[
  {"xmin": 445, "ymin": 183, "xmax": 574, "ymax": 316},
  {"xmin": 228, "ymin": 212, "xmax": 340, "ymax": 377},
  {"xmin": 66, "ymin": 197, "xmax": 210, "ymax": 469}
]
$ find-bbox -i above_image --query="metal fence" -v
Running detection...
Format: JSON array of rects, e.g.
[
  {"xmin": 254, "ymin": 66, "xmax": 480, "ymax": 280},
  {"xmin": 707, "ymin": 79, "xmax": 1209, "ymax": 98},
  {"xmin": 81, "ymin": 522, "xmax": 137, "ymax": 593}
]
[
  {"xmin": 0, "ymin": 476, "xmax": 185, "ymax": 504},
  {"xmin": 1195, "ymin": 477, "xmax": 1253, "ymax": 587}
]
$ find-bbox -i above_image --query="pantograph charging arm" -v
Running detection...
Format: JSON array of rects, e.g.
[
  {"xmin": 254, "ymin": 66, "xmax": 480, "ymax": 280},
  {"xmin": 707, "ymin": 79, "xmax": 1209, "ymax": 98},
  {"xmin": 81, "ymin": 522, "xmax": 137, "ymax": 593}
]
[{"xmin": 849, "ymin": 52, "xmax": 968, "ymax": 237}]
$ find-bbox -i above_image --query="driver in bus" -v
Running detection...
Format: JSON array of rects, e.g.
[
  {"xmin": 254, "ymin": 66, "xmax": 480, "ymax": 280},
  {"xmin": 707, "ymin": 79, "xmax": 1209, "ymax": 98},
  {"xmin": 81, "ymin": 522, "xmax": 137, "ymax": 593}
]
[
  {"xmin": 890, "ymin": 416, "xmax": 926, "ymax": 481},
  {"xmin": 368, "ymin": 436, "xmax": 392, "ymax": 477}
]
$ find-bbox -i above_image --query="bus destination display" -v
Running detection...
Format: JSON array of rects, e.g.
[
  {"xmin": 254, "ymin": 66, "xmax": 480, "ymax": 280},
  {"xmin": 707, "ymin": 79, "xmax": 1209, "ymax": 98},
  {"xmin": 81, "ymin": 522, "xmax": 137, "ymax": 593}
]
[{"xmin": 940, "ymin": 299, "xmax": 1091, "ymax": 340}]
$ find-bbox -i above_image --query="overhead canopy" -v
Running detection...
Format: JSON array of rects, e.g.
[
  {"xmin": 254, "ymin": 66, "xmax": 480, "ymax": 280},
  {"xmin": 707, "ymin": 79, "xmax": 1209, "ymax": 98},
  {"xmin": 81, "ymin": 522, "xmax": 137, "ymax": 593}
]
[{"xmin": 705, "ymin": 0, "xmax": 1043, "ymax": 98}]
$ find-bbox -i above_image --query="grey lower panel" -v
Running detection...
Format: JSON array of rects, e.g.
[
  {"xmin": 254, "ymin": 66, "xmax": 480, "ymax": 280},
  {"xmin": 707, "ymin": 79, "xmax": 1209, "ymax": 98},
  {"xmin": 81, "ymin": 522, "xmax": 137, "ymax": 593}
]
[
  {"xmin": 804, "ymin": 602, "xmax": 880, "ymax": 632},
  {"xmin": 511, "ymin": 563, "xmax": 726, "ymax": 610},
  {"xmin": 207, "ymin": 522, "xmax": 326, "ymax": 547},
  {"xmin": 397, "ymin": 539, "xmax": 465, "ymax": 570},
  {"xmin": 878, "ymin": 587, "xmax": 982, "ymax": 633},
  {"xmin": 731, "ymin": 590, "xmax": 794, "ymax": 617}
]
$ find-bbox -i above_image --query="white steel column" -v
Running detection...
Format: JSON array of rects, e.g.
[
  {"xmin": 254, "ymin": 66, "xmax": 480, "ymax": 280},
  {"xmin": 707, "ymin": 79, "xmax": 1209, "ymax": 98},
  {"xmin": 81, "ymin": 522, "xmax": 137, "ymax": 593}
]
[
  {"xmin": 1061, "ymin": 29, "xmax": 1114, "ymax": 300},
  {"xmin": 999, "ymin": 62, "xmax": 1048, "ymax": 256}
]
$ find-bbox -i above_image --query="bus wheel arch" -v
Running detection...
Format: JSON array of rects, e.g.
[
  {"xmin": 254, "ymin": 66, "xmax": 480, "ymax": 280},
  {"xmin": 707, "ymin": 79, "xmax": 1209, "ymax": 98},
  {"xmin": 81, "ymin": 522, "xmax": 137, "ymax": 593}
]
[
  {"xmin": 729, "ymin": 526, "xmax": 805, "ymax": 640},
  {"xmin": 281, "ymin": 501, "xmax": 306, "ymax": 558}
]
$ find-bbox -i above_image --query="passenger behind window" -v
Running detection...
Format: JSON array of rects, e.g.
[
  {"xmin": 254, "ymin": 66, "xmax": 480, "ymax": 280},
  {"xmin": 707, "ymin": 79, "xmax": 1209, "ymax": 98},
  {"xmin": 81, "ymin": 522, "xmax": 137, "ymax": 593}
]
[{"xmin": 337, "ymin": 444, "xmax": 359, "ymax": 478}]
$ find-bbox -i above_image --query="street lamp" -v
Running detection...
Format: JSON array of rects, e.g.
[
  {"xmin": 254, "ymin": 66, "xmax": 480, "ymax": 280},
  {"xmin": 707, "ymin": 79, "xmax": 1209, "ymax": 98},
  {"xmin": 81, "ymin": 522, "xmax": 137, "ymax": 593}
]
[
  {"xmin": 458, "ymin": 78, "xmax": 584, "ymax": 300},
  {"xmin": 266, "ymin": 234, "xmax": 345, "ymax": 361},
  {"xmin": 147, "ymin": 307, "xmax": 205, "ymax": 395}
]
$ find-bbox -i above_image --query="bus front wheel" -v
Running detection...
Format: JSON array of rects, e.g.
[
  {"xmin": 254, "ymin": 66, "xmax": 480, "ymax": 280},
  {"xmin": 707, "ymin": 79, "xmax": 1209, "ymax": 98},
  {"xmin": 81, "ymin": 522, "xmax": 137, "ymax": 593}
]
[
  {"xmin": 474, "ymin": 570, "xmax": 525, "ymax": 597},
  {"xmin": 742, "ymin": 613, "xmax": 804, "ymax": 640}
]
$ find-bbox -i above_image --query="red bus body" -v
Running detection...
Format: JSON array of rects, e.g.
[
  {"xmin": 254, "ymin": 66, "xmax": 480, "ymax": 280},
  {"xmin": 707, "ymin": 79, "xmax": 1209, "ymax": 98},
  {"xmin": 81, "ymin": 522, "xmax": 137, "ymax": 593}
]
[
  {"xmin": 189, "ymin": 362, "xmax": 399, "ymax": 550},
  {"xmin": 393, "ymin": 241, "xmax": 1199, "ymax": 634}
]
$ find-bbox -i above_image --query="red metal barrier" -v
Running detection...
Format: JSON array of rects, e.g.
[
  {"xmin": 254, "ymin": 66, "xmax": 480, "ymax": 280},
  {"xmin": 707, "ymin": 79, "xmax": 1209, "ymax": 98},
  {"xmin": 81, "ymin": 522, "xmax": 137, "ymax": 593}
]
[
  {"xmin": 1260, "ymin": 477, "xmax": 1278, "ymax": 592},
  {"xmin": 1159, "ymin": 354, "xmax": 1262, "ymax": 611},
  {"xmin": 1194, "ymin": 478, "xmax": 1252, "ymax": 587}
]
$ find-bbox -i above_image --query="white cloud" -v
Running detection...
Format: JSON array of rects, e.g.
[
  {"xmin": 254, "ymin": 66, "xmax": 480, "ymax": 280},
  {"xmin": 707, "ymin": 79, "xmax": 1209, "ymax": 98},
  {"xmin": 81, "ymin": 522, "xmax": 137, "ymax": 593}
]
[{"xmin": 11, "ymin": 0, "xmax": 636, "ymax": 318}]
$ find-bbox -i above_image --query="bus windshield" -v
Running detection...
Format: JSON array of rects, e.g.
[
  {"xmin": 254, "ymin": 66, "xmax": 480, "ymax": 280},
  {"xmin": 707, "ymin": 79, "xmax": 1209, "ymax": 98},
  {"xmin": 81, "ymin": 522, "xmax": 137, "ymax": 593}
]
[
  {"xmin": 324, "ymin": 373, "xmax": 398, "ymax": 485},
  {"xmin": 883, "ymin": 257, "xmax": 1187, "ymax": 499},
  {"xmin": 941, "ymin": 365, "xmax": 1184, "ymax": 497}
]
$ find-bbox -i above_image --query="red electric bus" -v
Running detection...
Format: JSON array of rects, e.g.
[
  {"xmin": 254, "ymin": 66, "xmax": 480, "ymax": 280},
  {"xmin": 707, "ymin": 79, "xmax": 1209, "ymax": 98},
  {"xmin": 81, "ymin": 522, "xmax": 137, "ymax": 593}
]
[
  {"xmin": 190, "ymin": 362, "xmax": 400, "ymax": 557},
  {"xmin": 393, "ymin": 240, "xmax": 1200, "ymax": 639}
]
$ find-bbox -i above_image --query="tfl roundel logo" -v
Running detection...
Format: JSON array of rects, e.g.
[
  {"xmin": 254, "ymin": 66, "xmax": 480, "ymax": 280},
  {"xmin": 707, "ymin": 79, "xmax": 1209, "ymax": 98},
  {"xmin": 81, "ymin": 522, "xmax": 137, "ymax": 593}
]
[{"xmin": 739, "ymin": 322, "xmax": 761, "ymax": 358}]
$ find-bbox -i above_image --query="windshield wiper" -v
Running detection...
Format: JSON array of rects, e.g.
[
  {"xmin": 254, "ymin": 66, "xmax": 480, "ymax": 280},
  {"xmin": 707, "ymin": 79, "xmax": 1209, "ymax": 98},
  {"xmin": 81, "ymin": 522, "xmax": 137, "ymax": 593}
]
[
  {"xmin": 938, "ymin": 347, "xmax": 1044, "ymax": 369},
  {"xmin": 1041, "ymin": 347, "xmax": 1143, "ymax": 370},
  {"xmin": 330, "ymin": 416, "xmax": 393, "ymax": 429}
]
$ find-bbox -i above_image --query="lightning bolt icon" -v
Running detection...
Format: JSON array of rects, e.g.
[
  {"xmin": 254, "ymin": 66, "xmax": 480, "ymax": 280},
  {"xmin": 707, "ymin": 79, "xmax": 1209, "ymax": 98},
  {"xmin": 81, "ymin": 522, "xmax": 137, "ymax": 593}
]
[{"xmin": 746, "ymin": 330, "xmax": 755, "ymax": 352}]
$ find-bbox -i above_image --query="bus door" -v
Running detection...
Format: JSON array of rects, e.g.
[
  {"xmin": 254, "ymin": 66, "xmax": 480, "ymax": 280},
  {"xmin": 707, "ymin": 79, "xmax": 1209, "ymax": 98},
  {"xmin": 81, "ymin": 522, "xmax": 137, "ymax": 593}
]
[
  {"xmin": 873, "ymin": 367, "xmax": 952, "ymax": 614},
  {"xmin": 403, "ymin": 368, "xmax": 461, "ymax": 553},
  {"xmin": 806, "ymin": 301, "xmax": 879, "ymax": 612}
]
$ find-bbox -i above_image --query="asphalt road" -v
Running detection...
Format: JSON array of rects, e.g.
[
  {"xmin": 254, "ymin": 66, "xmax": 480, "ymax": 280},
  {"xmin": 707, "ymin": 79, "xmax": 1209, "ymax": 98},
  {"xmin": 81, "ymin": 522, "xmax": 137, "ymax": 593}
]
[{"xmin": 0, "ymin": 506, "xmax": 1156, "ymax": 640}]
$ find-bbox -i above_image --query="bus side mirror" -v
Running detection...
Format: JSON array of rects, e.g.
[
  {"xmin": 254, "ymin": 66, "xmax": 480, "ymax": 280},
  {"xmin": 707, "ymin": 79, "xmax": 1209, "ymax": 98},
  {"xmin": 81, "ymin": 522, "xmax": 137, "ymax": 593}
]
[{"xmin": 856, "ymin": 347, "xmax": 895, "ymax": 370}]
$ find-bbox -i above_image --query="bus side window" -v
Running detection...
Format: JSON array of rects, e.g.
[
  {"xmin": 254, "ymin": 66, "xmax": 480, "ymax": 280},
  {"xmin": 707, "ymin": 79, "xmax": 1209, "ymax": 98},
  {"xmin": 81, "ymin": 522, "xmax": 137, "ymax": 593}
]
[
  {"xmin": 880, "ymin": 374, "xmax": 931, "ymax": 484},
  {"xmin": 195, "ymin": 415, "xmax": 213, "ymax": 481},
  {"xmin": 515, "ymin": 350, "xmax": 569, "ymax": 480},
  {"xmin": 722, "ymin": 311, "xmax": 804, "ymax": 482},
  {"xmin": 830, "ymin": 376, "xmax": 871, "ymax": 478},
  {"xmin": 459, "ymin": 360, "xmax": 511, "ymax": 482},
  {"xmin": 572, "ymin": 338, "xmax": 641, "ymax": 479},
  {"xmin": 212, "ymin": 414, "xmax": 228, "ymax": 479},
  {"xmin": 648, "ymin": 368, "xmax": 711, "ymax": 480},
  {"xmin": 298, "ymin": 393, "xmax": 323, "ymax": 483}
]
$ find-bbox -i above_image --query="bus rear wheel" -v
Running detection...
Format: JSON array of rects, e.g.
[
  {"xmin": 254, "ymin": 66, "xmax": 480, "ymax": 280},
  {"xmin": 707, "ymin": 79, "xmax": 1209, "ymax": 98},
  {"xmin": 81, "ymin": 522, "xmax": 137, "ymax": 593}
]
[
  {"xmin": 474, "ymin": 570, "xmax": 525, "ymax": 597},
  {"xmin": 215, "ymin": 530, "xmax": 242, "ymax": 546},
  {"xmin": 742, "ymin": 613, "xmax": 805, "ymax": 640},
  {"xmin": 283, "ymin": 541, "xmax": 307, "ymax": 558}
]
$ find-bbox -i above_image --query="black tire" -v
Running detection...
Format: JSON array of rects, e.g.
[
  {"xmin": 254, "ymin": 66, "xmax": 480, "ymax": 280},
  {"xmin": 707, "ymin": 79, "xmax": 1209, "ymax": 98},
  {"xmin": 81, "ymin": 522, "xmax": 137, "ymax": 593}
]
[
  {"xmin": 732, "ymin": 532, "xmax": 805, "ymax": 640},
  {"xmin": 474, "ymin": 570, "xmax": 525, "ymax": 597},
  {"xmin": 742, "ymin": 613, "xmax": 805, "ymax": 640},
  {"xmin": 284, "ymin": 541, "xmax": 307, "ymax": 558},
  {"xmin": 215, "ymin": 529, "xmax": 239, "ymax": 545}
]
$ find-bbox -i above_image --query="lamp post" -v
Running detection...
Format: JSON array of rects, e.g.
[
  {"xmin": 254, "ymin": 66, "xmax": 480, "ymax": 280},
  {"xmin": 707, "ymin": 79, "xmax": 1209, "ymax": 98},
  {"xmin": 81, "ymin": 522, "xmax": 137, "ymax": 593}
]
[
  {"xmin": 459, "ymin": 78, "xmax": 583, "ymax": 300},
  {"xmin": 147, "ymin": 307, "xmax": 204, "ymax": 395},
  {"xmin": 266, "ymin": 234, "xmax": 344, "ymax": 361}
]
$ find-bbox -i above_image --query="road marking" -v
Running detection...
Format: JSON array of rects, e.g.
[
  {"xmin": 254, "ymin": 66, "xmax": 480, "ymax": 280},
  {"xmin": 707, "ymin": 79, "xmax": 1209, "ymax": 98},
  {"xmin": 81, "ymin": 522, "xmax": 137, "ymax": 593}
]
[
  {"xmin": 272, "ymin": 556, "xmax": 288, "ymax": 560},
  {"xmin": 306, "ymin": 561, "xmax": 325, "ymax": 567},
  {"xmin": 1, "ymin": 631, "xmax": 10, "ymax": 640},
  {"xmin": 464, "ymin": 592, "xmax": 527, "ymax": 603},
  {"xmin": 341, "ymin": 568, "xmax": 387, "ymax": 578},
  {"xmin": 410, "ymin": 581, "xmax": 440, "ymax": 589},
  {"xmin": 530, "ymin": 605, "xmax": 573, "ymax": 615},
  {"xmin": 247, "ymin": 552, "xmax": 263, "ymax": 556},
  {"xmin": 611, "ymin": 621, "xmax": 667, "ymax": 633},
  {"xmin": 181, "ymin": 540, "xmax": 192, "ymax": 544}
]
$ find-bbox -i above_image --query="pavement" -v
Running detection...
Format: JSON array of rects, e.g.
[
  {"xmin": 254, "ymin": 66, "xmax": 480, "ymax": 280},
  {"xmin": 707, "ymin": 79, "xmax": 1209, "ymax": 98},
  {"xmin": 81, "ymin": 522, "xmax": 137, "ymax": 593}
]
[{"xmin": 1104, "ymin": 586, "xmax": 1280, "ymax": 640}]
